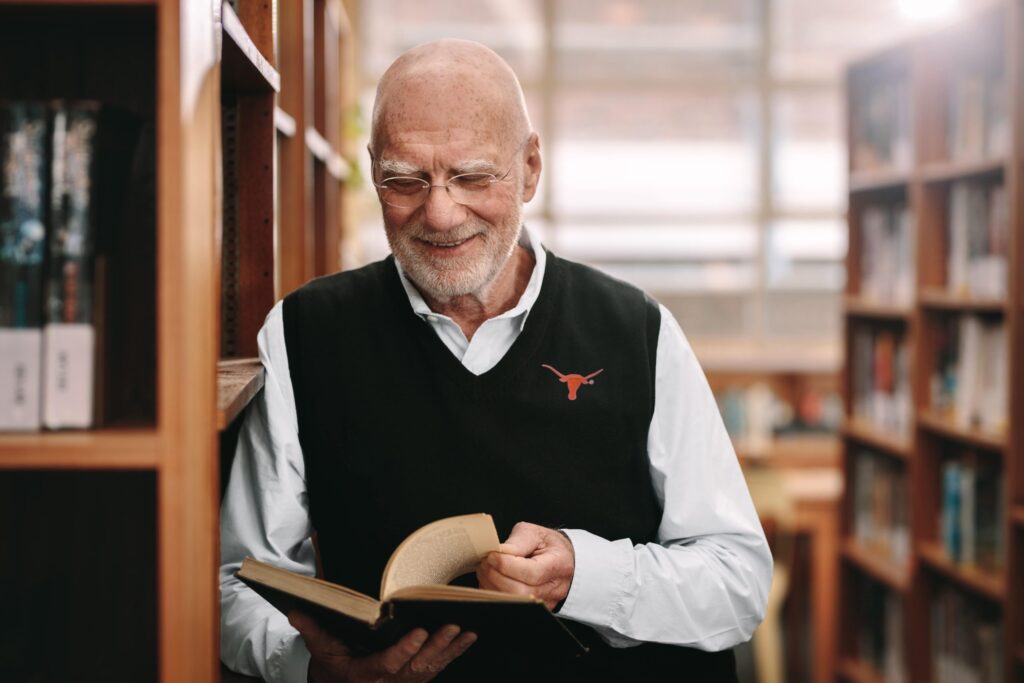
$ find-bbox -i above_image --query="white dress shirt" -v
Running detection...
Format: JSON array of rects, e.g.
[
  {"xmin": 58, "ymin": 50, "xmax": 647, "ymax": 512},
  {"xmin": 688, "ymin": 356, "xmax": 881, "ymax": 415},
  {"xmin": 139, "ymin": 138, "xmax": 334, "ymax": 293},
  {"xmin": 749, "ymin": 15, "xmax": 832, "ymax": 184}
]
[{"xmin": 219, "ymin": 227, "xmax": 772, "ymax": 683}]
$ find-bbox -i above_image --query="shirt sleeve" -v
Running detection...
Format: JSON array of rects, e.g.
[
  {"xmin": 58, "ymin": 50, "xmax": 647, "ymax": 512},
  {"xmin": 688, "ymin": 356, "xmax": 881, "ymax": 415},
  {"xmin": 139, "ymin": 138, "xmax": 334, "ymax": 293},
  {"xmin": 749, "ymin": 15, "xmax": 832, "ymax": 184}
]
[
  {"xmin": 556, "ymin": 303, "xmax": 773, "ymax": 651},
  {"xmin": 220, "ymin": 300, "xmax": 316, "ymax": 683}
]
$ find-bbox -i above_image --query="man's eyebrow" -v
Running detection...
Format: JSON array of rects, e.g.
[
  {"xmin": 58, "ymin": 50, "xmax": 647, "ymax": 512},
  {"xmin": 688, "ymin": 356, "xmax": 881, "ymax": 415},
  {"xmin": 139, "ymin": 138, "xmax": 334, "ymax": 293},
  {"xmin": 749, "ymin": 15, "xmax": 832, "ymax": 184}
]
[
  {"xmin": 453, "ymin": 159, "xmax": 500, "ymax": 175},
  {"xmin": 377, "ymin": 159, "xmax": 420, "ymax": 176}
]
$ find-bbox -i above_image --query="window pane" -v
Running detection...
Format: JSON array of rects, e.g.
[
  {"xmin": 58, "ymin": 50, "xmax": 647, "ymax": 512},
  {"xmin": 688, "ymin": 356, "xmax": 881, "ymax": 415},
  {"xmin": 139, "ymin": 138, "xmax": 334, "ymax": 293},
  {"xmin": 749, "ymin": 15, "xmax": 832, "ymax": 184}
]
[
  {"xmin": 556, "ymin": 0, "xmax": 761, "ymax": 84},
  {"xmin": 361, "ymin": 0, "xmax": 544, "ymax": 83},
  {"xmin": 767, "ymin": 219, "xmax": 847, "ymax": 291},
  {"xmin": 553, "ymin": 89, "xmax": 759, "ymax": 216},
  {"xmin": 772, "ymin": 90, "xmax": 845, "ymax": 212}
]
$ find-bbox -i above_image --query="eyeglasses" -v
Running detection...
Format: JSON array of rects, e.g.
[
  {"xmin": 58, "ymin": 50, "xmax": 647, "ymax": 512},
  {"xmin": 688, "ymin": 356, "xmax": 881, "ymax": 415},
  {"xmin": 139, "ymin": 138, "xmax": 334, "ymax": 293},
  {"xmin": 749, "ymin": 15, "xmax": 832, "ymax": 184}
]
[{"xmin": 372, "ymin": 140, "xmax": 527, "ymax": 209}]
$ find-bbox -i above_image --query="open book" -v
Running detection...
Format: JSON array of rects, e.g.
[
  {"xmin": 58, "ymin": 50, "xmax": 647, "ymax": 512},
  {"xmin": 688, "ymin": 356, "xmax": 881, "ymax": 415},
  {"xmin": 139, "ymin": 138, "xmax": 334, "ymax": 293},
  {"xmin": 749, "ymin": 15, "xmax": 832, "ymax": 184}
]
[{"xmin": 237, "ymin": 513, "xmax": 586, "ymax": 657}]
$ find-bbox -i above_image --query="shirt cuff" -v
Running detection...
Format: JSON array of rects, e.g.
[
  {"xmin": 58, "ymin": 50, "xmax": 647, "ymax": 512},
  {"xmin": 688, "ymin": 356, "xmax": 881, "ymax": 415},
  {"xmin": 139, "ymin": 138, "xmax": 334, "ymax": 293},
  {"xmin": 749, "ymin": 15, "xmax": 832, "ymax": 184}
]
[
  {"xmin": 267, "ymin": 631, "xmax": 311, "ymax": 683},
  {"xmin": 556, "ymin": 528, "xmax": 634, "ymax": 629}
]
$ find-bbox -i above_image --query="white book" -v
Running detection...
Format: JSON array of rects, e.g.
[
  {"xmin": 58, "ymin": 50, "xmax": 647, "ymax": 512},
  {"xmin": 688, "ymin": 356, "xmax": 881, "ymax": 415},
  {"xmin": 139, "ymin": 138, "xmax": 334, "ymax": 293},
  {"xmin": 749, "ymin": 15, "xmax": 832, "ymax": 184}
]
[
  {"xmin": 42, "ymin": 322, "xmax": 94, "ymax": 429},
  {"xmin": 0, "ymin": 328, "xmax": 42, "ymax": 430},
  {"xmin": 955, "ymin": 316, "xmax": 982, "ymax": 429}
]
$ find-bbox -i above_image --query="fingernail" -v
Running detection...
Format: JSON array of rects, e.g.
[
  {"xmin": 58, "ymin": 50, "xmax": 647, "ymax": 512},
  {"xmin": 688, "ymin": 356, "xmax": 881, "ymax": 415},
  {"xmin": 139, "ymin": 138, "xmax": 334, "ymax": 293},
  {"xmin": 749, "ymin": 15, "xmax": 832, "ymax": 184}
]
[
  {"xmin": 442, "ymin": 624, "xmax": 461, "ymax": 640},
  {"xmin": 412, "ymin": 630, "xmax": 428, "ymax": 648}
]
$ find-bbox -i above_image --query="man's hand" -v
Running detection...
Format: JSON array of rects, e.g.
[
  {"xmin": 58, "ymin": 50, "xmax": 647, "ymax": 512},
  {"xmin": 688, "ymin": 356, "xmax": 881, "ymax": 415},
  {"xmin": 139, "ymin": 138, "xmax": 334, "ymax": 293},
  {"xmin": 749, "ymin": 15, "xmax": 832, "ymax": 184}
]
[
  {"xmin": 288, "ymin": 611, "xmax": 476, "ymax": 683},
  {"xmin": 475, "ymin": 521, "xmax": 575, "ymax": 611}
]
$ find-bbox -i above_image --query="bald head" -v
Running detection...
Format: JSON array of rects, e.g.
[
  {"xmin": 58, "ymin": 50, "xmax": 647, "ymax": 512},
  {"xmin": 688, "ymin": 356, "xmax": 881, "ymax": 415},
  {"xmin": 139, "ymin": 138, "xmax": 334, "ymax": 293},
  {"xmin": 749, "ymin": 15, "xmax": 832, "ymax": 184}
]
[{"xmin": 370, "ymin": 39, "xmax": 532, "ymax": 154}]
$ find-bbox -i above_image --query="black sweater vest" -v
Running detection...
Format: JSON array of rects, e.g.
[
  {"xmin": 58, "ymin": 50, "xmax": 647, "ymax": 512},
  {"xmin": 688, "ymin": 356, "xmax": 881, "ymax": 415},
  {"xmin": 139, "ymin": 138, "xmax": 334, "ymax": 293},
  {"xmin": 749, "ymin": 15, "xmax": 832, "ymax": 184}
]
[{"xmin": 282, "ymin": 253, "xmax": 737, "ymax": 682}]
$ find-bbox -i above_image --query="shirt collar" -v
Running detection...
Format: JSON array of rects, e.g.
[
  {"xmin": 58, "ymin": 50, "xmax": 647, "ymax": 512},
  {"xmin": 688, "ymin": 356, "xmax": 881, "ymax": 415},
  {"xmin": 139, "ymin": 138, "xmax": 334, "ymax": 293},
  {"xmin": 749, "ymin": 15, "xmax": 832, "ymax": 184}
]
[{"xmin": 394, "ymin": 224, "xmax": 547, "ymax": 329}]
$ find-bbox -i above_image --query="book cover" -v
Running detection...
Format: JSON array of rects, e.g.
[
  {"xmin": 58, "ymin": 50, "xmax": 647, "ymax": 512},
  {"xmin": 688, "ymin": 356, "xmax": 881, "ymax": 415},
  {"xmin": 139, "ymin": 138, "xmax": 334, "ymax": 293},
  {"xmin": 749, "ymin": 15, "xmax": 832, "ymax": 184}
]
[
  {"xmin": 43, "ymin": 101, "xmax": 99, "ymax": 429},
  {"xmin": 0, "ymin": 101, "xmax": 48, "ymax": 431},
  {"xmin": 236, "ymin": 514, "xmax": 586, "ymax": 659}
]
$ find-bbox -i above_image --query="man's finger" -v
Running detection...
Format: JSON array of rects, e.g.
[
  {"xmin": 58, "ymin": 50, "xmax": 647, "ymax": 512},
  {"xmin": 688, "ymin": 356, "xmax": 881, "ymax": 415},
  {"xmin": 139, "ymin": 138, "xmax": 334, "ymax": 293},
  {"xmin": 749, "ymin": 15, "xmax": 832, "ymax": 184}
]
[
  {"xmin": 477, "ymin": 564, "xmax": 536, "ymax": 597},
  {"xmin": 407, "ymin": 625, "xmax": 461, "ymax": 675},
  {"xmin": 433, "ymin": 631, "xmax": 477, "ymax": 670},
  {"xmin": 487, "ymin": 551, "xmax": 552, "ymax": 585},
  {"xmin": 288, "ymin": 611, "xmax": 351, "ymax": 658},
  {"xmin": 369, "ymin": 628, "xmax": 429, "ymax": 676},
  {"xmin": 498, "ymin": 522, "xmax": 544, "ymax": 557}
]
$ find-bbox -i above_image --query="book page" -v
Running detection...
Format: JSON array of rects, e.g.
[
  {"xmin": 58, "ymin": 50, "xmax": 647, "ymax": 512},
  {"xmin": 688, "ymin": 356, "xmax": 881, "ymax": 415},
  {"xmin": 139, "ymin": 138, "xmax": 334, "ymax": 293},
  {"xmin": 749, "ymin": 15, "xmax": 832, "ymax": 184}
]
[
  {"xmin": 239, "ymin": 557, "xmax": 382, "ymax": 624},
  {"xmin": 380, "ymin": 513, "xmax": 500, "ymax": 599}
]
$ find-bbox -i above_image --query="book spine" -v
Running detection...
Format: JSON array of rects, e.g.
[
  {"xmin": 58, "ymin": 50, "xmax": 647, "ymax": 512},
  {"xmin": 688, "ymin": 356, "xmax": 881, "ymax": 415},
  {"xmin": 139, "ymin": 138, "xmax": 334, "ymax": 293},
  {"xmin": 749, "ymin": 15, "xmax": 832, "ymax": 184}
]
[
  {"xmin": 0, "ymin": 101, "xmax": 48, "ymax": 431},
  {"xmin": 43, "ymin": 101, "xmax": 99, "ymax": 429}
]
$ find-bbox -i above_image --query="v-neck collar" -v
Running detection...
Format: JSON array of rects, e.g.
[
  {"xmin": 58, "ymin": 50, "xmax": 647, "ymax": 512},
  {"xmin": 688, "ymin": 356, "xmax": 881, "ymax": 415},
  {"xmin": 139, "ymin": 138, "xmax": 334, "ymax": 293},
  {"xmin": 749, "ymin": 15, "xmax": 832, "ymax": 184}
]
[{"xmin": 385, "ymin": 247, "xmax": 562, "ymax": 391}]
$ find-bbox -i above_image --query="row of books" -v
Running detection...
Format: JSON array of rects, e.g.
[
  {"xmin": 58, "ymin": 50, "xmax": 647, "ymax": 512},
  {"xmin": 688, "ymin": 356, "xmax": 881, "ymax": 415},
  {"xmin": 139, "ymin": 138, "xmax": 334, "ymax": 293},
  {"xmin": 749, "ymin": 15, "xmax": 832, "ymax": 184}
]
[
  {"xmin": 851, "ymin": 74, "xmax": 912, "ymax": 173},
  {"xmin": 851, "ymin": 326, "xmax": 912, "ymax": 438},
  {"xmin": 856, "ymin": 577, "xmax": 906, "ymax": 683},
  {"xmin": 0, "ymin": 100, "xmax": 154, "ymax": 431},
  {"xmin": 946, "ymin": 69, "xmax": 1009, "ymax": 162},
  {"xmin": 851, "ymin": 449, "xmax": 909, "ymax": 566},
  {"xmin": 930, "ymin": 585, "xmax": 1003, "ymax": 683},
  {"xmin": 929, "ymin": 315, "xmax": 1007, "ymax": 434},
  {"xmin": 715, "ymin": 382, "xmax": 842, "ymax": 445},
  {"xmin": 947, "ymin": 180, "xmax": 1008, "ymax": 300},
  {"xmin": 939, "ymin": 454, "xmax": 1005, "ymax": 571},
  {"xmin": 859, "ymin": 201, "xmax": 914, "ymax": 306}
]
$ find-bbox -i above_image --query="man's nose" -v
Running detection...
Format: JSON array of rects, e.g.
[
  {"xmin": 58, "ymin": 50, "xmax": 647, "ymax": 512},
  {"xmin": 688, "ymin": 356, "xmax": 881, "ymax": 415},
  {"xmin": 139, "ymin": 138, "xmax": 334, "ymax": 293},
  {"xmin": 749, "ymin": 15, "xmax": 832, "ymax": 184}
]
[{"xmin": 420, "ymin": 183, "xmax": 467, "ymax": 231}]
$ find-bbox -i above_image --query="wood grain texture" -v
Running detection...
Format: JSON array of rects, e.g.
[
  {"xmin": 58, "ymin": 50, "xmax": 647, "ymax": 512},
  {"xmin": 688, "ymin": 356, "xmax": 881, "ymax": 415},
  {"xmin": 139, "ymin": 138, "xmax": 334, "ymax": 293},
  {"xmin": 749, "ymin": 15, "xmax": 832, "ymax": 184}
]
[{"xmin": 217, "ymin": 358, "xmax": 265, "ymax": 430}]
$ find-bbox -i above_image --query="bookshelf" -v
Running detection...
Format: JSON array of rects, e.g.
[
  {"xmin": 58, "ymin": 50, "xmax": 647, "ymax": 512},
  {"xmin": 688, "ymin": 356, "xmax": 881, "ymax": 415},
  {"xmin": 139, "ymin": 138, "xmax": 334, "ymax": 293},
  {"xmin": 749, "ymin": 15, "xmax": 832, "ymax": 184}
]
[
  {"xmin": 840, "ymin": 3, "xmax": 1024, "ymax": 682},
  {"xmin": 0, "ymin": 1, "xmax": 354, "ymax": 681}
]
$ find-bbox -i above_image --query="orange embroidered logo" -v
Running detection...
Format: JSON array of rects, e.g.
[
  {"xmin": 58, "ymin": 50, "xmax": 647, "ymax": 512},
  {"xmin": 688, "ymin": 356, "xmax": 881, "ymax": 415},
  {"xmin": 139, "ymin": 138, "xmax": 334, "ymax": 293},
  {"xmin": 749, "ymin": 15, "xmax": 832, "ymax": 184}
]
[{"xmin": 541, "ymin": 365, "xmax": 604, "ymax": 401}]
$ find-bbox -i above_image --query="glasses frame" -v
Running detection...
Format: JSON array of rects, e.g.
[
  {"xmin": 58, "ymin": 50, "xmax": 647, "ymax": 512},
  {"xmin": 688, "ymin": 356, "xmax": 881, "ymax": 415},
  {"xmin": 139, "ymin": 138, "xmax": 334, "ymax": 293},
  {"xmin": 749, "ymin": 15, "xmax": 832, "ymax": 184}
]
[{"xmin": 372, "ymin": 138, "xmax": 530, "ymax": 209}]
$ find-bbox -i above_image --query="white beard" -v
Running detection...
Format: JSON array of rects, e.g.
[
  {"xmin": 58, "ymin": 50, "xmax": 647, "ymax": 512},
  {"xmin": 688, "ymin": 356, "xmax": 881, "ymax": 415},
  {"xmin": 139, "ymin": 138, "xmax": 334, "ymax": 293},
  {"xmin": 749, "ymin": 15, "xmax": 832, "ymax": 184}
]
[{"xmin": 386, "ymin": 205, "xmax": 523, "ymax": 301}]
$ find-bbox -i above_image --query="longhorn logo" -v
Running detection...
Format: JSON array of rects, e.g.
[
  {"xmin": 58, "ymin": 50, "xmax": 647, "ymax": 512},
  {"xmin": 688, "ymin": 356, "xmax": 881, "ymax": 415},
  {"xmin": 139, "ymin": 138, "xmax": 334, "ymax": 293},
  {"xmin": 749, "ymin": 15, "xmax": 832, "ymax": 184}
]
[{"xmin": 541, "ymin": 365, "xmax": 604, "ymax": 401}]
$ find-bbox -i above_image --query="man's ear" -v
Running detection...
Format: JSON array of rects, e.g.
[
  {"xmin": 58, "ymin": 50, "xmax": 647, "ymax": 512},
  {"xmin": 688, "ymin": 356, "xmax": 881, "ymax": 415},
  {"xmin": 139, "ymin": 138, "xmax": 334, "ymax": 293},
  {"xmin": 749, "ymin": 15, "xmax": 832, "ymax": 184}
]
[{"xmin": 520, "ymin": 133, "xmax": 542, "ymax": 203}]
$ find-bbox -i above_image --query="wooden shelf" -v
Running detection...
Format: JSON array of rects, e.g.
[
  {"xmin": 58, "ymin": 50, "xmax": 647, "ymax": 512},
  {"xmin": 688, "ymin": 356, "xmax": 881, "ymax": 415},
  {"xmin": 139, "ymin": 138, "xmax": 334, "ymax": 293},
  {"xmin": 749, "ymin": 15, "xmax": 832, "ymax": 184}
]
[
  {"xmin": 735, "ymin": 434, "xmax": 840, "ymax": 468},
  {"xmin": 842, "ymin": 539, "xmax": 911, "ymax": 592},
  {"xmin": 0, "ymin": 0, "xmax": 154, "ymax": 4},
  {"xmin": 843, "ymin": 296, "xmax": 912, "ymax": 320},
  {"xmin": 221, "ymin": 2, "xmax": 280, "ymax": 93},
  {"xmin": 274, "ymin": 106, "xmax": 297, "ymax": 138},
  {"xmin": 917, "ymin": 541, "xmax": 1005, "ymax": 602},
  {"xmin": 919, "ymin": 288, "xmax": 1006, "ymax": 313},
  {"xmin": 920, "ymin": 157, "xmax": 1005, "ymax": 184},
  {"xmin": 1012, "ymin": 505, "xmax": 1024, "ymax": 528},
  {"xmin": 841, "ymin": 419, "xmax": 912, "ymax": 460},
  {"xmin": 305, "ymin": 127, "xmax": 349, "ymax": 181},
  {"xmin": 849, "ymin": 168, "xmax": 911, "ymax": 193},
  {"xmin": 0, "ymin": 430, "xmax": 159, "ymax": 470},
  {"xmin": 836, "ymin": 657, "xmax": 887, "ymax": 683},
  {"xmin": 917, "ymin": 410, "xmax": 1006, "ymax": 452},
  {"xmin": 217, "ymin": 358, "xmax": 265, "ymax": 431}
]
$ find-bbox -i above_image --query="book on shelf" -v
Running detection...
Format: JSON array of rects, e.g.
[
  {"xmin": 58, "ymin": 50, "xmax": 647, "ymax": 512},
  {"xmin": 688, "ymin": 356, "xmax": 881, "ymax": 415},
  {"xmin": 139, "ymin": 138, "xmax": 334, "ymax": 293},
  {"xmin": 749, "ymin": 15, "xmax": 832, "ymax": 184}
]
[
  {"xmin": 43, "ymin": 101, "xmax": 100, "ymax": 429},
  {"xmin": 236, "ymin": 513, "xmax": 586, "ymax": 658},
  {"xmin": 855, "ymin": 576, "xmax": 906, "ymax": 683},
  {"xmin": 859, "ymin": 200, "xmax": 914, "ymax": 306},
  {"xmin": 0, "ymin": 99, "xmax": 153, "ymax": 432},
  {"xmin": 947, "ymin": 180, "xmax": 1008, "ymax": 300},
  {"xmin": 931, "ymin": 585, "xmax": 1003, "ymax": 683},
  {"xmin": 947, "ymin": 68, "xmax": 1009, "ymax": 162},
  {"xmin": 852, "ymin": 325, "xmax": 911, "ymax": 438},
  {"xmin": 940, "ymin": 454, "xmax": 1005, "ymax": 571},
  {"xmin": 852, "ymin": 73, "xmax": 912, "ymax": 172},
  {"xmin": 929, "ymin": 315, "xmax": 1007, "ymax": 434},
  {"xmin": 0, "ymin": 102, "xmax": 48, "ymax": 431},
  {"xmin": 852, "ymin": 449, "xmax": 909, "ymax": 566}
]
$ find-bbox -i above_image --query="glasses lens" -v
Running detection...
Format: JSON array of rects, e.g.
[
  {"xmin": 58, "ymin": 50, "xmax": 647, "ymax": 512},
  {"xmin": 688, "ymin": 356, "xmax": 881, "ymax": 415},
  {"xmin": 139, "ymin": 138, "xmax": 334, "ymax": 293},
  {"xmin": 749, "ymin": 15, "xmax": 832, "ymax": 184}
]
[
  {"xmin": 379, "ymin": 177, "xmax": 428, "ymax": 208},
  {"xmin": 447, "ymin": 173, "xmax": 496, "ymax": 206}
]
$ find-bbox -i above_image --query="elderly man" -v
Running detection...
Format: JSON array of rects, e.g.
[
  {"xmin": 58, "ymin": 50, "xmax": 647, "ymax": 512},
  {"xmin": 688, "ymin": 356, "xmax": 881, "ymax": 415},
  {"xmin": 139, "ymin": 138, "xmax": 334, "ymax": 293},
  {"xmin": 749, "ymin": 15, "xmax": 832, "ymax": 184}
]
[{"xmin": 220, "ymin": 39, "xmax": 771, "ymax": 683}]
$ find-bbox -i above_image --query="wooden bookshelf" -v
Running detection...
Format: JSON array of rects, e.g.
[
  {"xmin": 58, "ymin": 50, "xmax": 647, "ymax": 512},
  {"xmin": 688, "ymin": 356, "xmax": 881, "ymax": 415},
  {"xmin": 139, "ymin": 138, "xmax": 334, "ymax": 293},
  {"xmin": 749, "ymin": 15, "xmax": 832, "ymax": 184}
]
[
  {"xmin": 917, "ymin": 409, "xmax": 1007, "ymax": 452},
  {"xmin": 918, "ymin": 541, "xmax": 1006, "ymax": 602},
  {"xmin": 920, "ymin": 156, "xmax": 1006, "ymax": 183},
  {"xmin": 919, "ymin": 287, "xmax": 1007, "ymax": 312},
  {"xmin": 841, "ymin": 419, "xmax": 912, "ymax": 460},
  {"xmin": 840, "ymin": 4, "xmax": 1024, "ymax": 682},
  {"xmin": 217, "ymin": 358, "xmax": 265, "ymax": 431},
  {"xmin": 836, "ymin": 657, "xmax": 888, "ymax": 683},
  {"xmin": 841, "ymin": 539, "xmax": 911, "ymax": 592},
  {"xmin": 0, "ymin": 1, "xmax": 354, "ymax": 681},
  {"xmin": 1013, "ymin": 505, "xmax": 1024, "ymax": 527}
]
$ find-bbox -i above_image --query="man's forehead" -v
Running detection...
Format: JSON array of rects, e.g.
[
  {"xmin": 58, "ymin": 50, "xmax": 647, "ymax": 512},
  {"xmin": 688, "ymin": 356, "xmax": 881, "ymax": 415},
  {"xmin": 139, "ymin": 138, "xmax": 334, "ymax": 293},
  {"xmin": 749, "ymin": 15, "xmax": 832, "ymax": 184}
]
[{"xmin": 377, "ymin": 128, "xmax": 504, "ymax": 162}]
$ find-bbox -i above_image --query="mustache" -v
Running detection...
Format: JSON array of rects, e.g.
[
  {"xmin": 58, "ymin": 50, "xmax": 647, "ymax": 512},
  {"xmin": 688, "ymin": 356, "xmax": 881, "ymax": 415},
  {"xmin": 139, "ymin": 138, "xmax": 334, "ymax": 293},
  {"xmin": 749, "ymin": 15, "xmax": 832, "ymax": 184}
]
[{"xmin": 401, "ymin": 221, "xmax": 487, "ymax": 244}]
